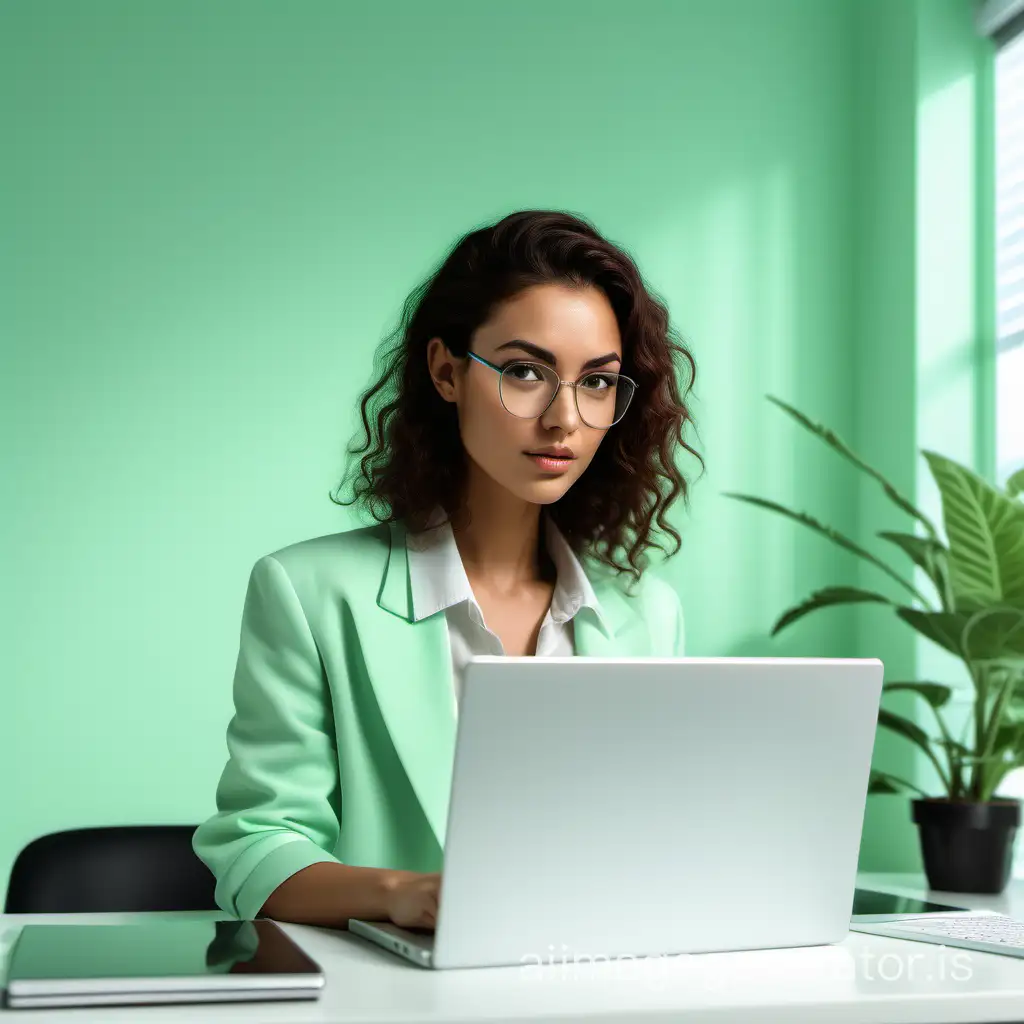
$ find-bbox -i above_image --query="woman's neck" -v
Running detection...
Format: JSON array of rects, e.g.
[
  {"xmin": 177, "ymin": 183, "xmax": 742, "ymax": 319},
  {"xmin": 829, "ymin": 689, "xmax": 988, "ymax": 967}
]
[{"xmin": 450, "ymin": 475, "xmax": 549, "ymax": 594}]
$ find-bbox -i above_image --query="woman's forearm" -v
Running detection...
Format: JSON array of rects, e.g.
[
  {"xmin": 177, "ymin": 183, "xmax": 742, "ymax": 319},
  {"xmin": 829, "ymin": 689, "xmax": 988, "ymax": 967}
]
[{"xmin": 258, "ymin": 861, "xmax": 409, "ymax": 928}]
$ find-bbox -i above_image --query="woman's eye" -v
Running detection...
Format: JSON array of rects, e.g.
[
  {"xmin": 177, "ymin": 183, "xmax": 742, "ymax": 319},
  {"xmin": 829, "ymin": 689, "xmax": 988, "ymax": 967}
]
[
  {"xmin": 581, "ymin": 373, "xmax": 613, "ymax": 390},
  {"xmin": 506, "ymin": 363, "xmax": 543, "ymax": 381}
]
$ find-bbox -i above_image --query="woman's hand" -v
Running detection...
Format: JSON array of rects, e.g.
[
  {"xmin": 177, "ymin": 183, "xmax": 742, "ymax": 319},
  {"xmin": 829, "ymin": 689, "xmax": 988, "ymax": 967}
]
[{"xmin": 382, "ymin": 871, "xmax": 442, "ymax": 930}]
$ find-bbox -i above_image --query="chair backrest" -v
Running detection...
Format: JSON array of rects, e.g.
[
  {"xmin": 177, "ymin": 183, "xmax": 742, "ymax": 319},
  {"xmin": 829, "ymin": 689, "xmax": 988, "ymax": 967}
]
[{"xmin": 5, "ymin": 826, "xmax": 217, "ymax": 913}]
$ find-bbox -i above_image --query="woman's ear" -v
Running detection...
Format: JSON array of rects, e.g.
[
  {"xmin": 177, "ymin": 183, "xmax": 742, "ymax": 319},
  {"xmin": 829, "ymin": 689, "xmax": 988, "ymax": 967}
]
[{"xmin": 426, "ymin": 336, "xmax": 459, "ymax": 403}]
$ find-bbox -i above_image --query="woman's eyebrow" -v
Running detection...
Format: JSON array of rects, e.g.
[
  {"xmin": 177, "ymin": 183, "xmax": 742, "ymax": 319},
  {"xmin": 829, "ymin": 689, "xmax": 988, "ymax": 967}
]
[{"xmin": 495, "ymin": 339, "xmax": 621, "ymax": 370}]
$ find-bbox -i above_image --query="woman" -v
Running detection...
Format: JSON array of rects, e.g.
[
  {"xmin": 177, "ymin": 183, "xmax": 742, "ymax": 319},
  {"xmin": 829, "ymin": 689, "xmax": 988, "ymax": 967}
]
[{"xmin": 193, "ymin": 209, "xmax": 702, "ymax": 933}]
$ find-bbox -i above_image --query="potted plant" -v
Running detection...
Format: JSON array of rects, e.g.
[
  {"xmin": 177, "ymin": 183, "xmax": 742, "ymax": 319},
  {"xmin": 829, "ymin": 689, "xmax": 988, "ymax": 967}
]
[{"xmin": 725, "ymin": 396, "xmax": 1024, "ymax": 894}]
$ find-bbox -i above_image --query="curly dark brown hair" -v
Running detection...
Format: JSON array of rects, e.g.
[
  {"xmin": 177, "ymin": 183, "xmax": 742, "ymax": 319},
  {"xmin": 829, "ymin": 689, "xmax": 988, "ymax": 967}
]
[{"xmin": 331, "ymin": 209, "xmax": 703, "ymax": 584}]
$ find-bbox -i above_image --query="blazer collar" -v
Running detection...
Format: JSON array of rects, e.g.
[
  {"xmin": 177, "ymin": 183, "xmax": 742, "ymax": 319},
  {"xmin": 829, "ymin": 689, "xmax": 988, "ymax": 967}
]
[
  {"xmin": 378, "ymin": 518, "xmax": 629, "ymax": 636},
  {"xmin": 399, "ymin": 508, "xmax": 613, "ymax": 636}
]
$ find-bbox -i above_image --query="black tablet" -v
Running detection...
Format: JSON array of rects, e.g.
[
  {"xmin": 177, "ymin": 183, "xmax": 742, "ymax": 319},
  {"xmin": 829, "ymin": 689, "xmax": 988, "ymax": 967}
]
[
  {"xmin": 852, "ymin": 887, "xmax": 971, "ymax": 922},
  {"xmin": 4, "ymin": 918, "xmax": 324, "ymax": 1009}
]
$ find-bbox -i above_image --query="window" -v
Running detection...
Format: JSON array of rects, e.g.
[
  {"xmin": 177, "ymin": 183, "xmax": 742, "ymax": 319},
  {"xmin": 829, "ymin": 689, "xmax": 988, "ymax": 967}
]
[{"xmin": 996, "ymin": 30, "xmax": 1024, "ymax": 487}]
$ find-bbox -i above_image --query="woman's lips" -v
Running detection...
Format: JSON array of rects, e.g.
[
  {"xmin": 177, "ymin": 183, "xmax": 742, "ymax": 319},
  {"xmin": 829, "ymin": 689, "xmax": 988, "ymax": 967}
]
[{"xmin": 525, "ymin": 453, "xmax": 575, "ymax": 473}]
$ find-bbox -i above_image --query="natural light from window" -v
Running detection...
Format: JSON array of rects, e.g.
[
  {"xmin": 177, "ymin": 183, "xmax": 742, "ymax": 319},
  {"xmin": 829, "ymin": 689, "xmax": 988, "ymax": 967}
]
[{"xmin": 996, "ymin": 31, "xmax": 1024, "ymax": 487}]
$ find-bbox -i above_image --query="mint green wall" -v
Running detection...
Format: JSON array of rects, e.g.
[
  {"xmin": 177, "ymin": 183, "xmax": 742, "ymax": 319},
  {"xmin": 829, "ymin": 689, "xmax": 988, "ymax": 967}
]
[
  {"xmin": 852, "ymin": 0, "xmax": 998, "ymax": 872},
  {"xmin": 1, "ymin": 0, "xmax": 989, "ymax": 899},
  {"xmin": 851, "ymin": 0, "xmax": 922, "ymax": 871}
]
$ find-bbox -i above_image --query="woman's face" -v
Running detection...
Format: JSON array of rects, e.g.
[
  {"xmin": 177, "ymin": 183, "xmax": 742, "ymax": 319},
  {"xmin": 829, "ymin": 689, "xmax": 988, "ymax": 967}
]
[{"xmin": 428, "ymin": 282, "xmax": 624, "ymax": 506}]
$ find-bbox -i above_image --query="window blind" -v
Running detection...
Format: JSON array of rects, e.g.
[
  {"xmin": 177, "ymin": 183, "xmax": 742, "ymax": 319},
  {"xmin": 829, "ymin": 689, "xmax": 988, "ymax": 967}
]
[{"xmin": 978, "ymin": 0, "xmax": 1024, "ymax": 44}]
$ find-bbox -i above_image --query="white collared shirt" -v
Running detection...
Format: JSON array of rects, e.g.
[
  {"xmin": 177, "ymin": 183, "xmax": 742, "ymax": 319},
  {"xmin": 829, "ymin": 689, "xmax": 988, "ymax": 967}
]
[{"xmin": 405, "ymin": 508, "xmax": 608, "ymax": 713}]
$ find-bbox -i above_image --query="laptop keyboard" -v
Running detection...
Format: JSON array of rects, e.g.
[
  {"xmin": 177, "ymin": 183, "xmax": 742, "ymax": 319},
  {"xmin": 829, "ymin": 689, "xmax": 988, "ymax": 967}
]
[{"xmin": 888, "ymin": 915, "xmax": 1024, "ymax": 947}]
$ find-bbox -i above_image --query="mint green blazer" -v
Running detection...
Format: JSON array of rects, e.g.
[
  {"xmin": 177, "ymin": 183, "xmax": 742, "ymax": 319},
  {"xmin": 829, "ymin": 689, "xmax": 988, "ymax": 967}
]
[{"xmin": 193, "ymin": 519, "xmax": 686, "ymax": 920}]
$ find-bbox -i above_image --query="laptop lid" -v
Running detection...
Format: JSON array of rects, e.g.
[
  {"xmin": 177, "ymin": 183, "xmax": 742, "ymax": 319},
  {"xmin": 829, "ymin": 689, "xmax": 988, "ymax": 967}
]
[
  {"xmin": 5, "ymin": 919, "xmax": 324, "ymax": 1007},
  {"xmin": 432, "ymin": 656, "xmax": 883, "ymax": 969}
]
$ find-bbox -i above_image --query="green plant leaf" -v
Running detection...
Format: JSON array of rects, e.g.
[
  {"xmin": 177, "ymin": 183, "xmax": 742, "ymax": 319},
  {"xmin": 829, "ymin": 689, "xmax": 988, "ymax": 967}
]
[
  {"xmin": 962, "ymin": 607, "xmax": 1024, "ymax": 661},
  {"xmin": 882, "ymin": 681, "xmax": 961, "ymax": 797},
  {"xmin": 770, "ymin": 586, "xmax": 892, "ymax": 635},
  {"xmin": 924, "ymin": 451, "xmax": 1024, "ymax": 611},
  {"xmin": 991, "ymin": 721, "xmax": 1024, "ymax": 756},
  {"xmin": 723, "ymin": 493, "xmax": 929, "ymax": 604},
  {"xmin": 896, "ymin": 607, "xmax": 1024, "ymax": 660},
  {"xmin": 877, "ymin": 708, "xmax": 949, "ymax": 789},
  {"xmin": 882, "ymin": 681, "xmax": 953, "ymax": 708},
  {"xmin": 878, "ymin": 707, "xmax": 933, "ymax": 753},
  {"xmin": 978, "ymin": 718, "xmax": 1024, "ymax": 799},
  {"xmin": 894, "ymin": 609, "xmax": 961, "ymax": 655},
  {"xmin": 766, "ymin": 395, "xmax": 939, "ymax": 539},
  {"xmin": 1004, "ymin": 683, "xmax": 1024, "ymax": 723},
  {"xmin": 878, "ymin": 531, "xmax": 952, "ymax": 608},
  {"xmin": 868, "ymin": 769, "xmax": 928, "ymax": 797},
  {"xmin": 1008, "ymin": 468, "xmax": 1024, "ymax": 499}
]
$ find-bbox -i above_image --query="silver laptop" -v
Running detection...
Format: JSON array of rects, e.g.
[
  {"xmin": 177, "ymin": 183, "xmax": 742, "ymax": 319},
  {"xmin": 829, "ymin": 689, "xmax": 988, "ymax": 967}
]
[
  {"xmin": 349, "ymin": 655, "xmax": 884, "ymax": 969},
  {"xmin": 4, "ymin": 919, "xmax": 324, "ymax": 1009}
]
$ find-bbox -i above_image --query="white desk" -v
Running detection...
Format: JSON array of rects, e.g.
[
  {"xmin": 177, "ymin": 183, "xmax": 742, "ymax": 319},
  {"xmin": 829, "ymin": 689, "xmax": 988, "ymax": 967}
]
[{"xmin": 3, "ymin": 872, "xmax": 1024, "ymax": 1023}]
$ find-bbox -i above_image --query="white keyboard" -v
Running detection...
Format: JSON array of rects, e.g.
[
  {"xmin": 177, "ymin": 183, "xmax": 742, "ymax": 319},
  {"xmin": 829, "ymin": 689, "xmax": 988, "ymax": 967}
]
[{"xmin": 886, "ymin": 914, "xmax": 1024, "ymax": 949}]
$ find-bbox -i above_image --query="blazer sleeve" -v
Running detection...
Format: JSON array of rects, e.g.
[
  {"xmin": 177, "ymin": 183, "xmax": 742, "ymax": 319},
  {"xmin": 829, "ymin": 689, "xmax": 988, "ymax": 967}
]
[{"xmin": 193, "ymin": 554, "xmax": 343, "ymax": 920}]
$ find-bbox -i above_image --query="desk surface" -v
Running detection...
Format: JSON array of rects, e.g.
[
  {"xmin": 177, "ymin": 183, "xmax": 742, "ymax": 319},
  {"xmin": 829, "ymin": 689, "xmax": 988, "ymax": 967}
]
[{"xmin": 3, "ymin": 872, "xmax": 1024, "ymax": 1023}]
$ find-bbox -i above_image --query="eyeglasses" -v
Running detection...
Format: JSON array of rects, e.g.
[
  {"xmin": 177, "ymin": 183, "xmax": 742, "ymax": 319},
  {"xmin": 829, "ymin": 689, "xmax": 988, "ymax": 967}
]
[{"xmin": 465, "ymin": 351, "xmax": 636, "ymax": 429}]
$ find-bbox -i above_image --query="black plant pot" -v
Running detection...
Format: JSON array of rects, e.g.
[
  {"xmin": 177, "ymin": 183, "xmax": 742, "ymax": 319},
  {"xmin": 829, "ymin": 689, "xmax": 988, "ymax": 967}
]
[{"xmin": 912, "ymin": 798, "xmax": 1021, "ymax": 894}]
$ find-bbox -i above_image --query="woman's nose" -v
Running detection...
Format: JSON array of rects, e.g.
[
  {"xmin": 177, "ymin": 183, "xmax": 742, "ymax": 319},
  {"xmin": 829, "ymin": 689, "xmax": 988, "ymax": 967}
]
[{"xmin": 541, "ymin": 382, "xmax": 581, "ymax": 430}]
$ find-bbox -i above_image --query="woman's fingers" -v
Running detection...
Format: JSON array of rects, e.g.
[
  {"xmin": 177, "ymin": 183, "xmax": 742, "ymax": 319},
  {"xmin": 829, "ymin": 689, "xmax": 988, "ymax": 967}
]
[{"xmin": 383, "ymin": 871, "xmax": 443, "ymax": 930}]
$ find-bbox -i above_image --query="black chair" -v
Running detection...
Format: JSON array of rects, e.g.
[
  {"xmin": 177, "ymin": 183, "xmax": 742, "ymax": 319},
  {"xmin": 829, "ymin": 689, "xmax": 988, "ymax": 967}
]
[{"xmin": 5, "ymin": 826, "xmax": 218, "ymax": 913}]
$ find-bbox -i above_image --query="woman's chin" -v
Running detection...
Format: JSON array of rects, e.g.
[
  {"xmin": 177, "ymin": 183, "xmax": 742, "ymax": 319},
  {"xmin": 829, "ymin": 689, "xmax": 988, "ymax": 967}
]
[{"xmin": 518, "ymin": 476, "xmax": 574, "ymax": 503}]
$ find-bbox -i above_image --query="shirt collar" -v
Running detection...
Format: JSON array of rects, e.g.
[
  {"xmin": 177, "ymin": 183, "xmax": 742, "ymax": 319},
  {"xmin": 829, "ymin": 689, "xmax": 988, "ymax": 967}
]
[
  {"xmin": 405, "ymin": 506, "xmax": 609, "ymax": 634},
  {"xmin": 405, "ymin": 508, "xmax": 476, "ymax": 622}
]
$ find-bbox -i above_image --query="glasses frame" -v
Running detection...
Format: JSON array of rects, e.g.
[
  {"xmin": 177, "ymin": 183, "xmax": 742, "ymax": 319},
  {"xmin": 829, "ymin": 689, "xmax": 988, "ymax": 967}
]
[{"xmin": 464, "ymin": 351, "xmax": 636, "ymax": 428}]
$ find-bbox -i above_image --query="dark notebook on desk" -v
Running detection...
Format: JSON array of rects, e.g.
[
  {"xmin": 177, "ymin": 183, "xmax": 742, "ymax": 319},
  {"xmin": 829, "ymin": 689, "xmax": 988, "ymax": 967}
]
[{"xmin": 4, "ymin": 919, "xmax": 324, "ymax": 1009}]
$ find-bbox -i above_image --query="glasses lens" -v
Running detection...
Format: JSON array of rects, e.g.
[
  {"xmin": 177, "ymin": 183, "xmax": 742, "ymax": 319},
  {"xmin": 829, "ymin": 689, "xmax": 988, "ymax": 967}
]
[
  {"xmin": 498, "ymin": 362, "xmax": 635, "ymax": 426},
  {"xmin": 576, "ymin": 372, "xmax": 635, "ymax": 428},
  {"xmin": 499, "ymin": 362, "xmax": 559, "ymax": 418}
]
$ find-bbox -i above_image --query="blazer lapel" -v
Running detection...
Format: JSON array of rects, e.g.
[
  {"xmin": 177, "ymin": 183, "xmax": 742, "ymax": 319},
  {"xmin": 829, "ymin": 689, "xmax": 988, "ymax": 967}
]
[
  {"xmin": 575, "ymin": 570, "xmax": 647, "ymax": 656},
  {"xmin": 360, "ymin": 522, "xmax": 646, "ymax": 851},
  {"xmin": 361, "ymin": 521, "xmax": 457, "ymax": 851}
]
